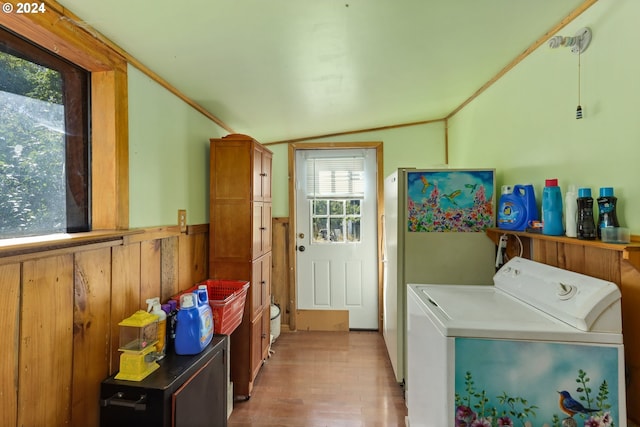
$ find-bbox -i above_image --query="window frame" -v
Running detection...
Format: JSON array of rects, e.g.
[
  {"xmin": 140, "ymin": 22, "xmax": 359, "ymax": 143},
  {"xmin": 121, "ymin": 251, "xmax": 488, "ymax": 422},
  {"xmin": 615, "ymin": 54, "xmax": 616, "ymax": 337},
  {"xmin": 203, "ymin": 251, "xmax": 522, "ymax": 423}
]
[
  {"xmin": 1, "ymin": 25, "xmax": 91, "ymax": 236},
  {"xmin": 0, "ymin": 6, "xmax": 130, "ymax": 247}
]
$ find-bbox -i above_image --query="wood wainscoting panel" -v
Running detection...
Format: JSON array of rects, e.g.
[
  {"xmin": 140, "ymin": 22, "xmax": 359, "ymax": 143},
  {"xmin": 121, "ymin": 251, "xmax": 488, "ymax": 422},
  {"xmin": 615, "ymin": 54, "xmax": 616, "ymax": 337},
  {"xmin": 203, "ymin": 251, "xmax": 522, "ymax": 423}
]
[
  {"xmin": 110, "ymin": 244, "xmax": 142, "ymax": 375},
  {"xmin": 19, "ymin": 254, "xmax": 74, "ymax": 427},
  {"xmin": 161, "ymin": 236, "xmax": 179, "ymax": 301},
  {"xmin": 178, "ymin": 231, "xmax": 209, "ymax": 291},
  {"xmin": 0, "ymin": 263, "xmax": 20, "ymax": 427},
  {"xmin": 622, "ymin": 258, "xmax": 640, "ymax": 416},
  {"xmin": 140, "ymin": 239, "xmax": 162, "ymax": 303},
  {"xmin": 72, "ymin": 247, "xmax": 112, "ymax": 427},
  {"xmin": 272, "ymin": 218, "xmax": 290, "ymax": 329}
]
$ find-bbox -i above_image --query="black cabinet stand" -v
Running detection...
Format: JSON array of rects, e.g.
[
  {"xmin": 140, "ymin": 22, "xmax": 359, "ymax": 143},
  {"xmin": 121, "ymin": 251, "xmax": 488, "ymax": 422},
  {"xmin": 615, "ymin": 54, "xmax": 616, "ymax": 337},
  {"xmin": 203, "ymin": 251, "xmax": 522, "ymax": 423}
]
[{"xmin": 100, "ymin": 335, "xmax": 228, "ymax": 427}]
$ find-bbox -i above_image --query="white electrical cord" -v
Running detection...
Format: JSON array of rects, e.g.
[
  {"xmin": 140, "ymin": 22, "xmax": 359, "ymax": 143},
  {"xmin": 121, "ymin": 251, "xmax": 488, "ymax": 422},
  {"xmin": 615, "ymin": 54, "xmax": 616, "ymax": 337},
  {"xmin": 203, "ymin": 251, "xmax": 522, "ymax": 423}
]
[{"xmin": 496, "ymin": 234, "xmax": 524, "ymax": 268}]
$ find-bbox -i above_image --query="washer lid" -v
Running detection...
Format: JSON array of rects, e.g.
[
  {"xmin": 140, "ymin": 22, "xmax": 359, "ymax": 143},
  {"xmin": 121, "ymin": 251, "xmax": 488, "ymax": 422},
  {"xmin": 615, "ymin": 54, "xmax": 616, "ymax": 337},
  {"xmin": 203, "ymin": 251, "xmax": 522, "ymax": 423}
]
[
  {"xmin": 493, "ymin": 257, "xmax": 621, "ymax": 332},
  {"xmin": 409, "ymin": 284, "xmax": 622, "ymax": 344}
]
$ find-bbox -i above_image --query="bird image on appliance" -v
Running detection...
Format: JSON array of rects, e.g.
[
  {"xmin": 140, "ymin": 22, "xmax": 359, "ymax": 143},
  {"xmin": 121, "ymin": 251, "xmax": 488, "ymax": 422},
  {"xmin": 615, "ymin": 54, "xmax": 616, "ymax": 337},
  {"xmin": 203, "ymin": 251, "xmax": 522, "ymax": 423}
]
[
  {"xmin": 382, "ymin": 168, "xmax": 496, "ymax": 387},
  {"xmin": 406, "ymin": 257, "xmax": 626, "ymax": 427}
]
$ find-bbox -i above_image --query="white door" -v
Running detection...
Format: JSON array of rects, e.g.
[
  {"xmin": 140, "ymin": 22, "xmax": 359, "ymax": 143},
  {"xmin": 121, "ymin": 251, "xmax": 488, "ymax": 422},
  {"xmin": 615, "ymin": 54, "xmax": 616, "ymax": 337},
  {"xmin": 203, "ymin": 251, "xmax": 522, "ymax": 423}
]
[{"xmin": 295, "ymin": 148, "xmax": 378, "ymax": 329}]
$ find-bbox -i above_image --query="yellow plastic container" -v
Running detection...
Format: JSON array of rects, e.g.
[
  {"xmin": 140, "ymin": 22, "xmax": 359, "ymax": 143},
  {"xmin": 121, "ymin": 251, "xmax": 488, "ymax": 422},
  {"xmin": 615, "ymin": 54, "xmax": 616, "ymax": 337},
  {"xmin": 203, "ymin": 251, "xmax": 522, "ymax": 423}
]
[
  {"xmin": 115, "ymin": 310, "xmax": 160, "ymax": 381},
  {"xmin": 118, "ymin": 310, "xmax": 158, "ymax": 352}
]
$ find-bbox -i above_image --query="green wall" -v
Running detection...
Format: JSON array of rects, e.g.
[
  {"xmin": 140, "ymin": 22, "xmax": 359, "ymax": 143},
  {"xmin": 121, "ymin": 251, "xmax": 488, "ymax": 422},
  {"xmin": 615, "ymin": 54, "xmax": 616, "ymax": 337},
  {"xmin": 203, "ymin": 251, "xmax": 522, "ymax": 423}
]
[
  {"xmin": 128, "ymin": 65, "xmax": 226, "ymax": 227},
  {"xmin": 127, "ymin": 0, "xmax": 639, "ymax": 233},
  {"xmin": 448, "ymin": 0, "xmax": 640, "ymax": 233},
  {"xmin": 269, "ymin": 121, "xmax": 447, "ymax": 217}
]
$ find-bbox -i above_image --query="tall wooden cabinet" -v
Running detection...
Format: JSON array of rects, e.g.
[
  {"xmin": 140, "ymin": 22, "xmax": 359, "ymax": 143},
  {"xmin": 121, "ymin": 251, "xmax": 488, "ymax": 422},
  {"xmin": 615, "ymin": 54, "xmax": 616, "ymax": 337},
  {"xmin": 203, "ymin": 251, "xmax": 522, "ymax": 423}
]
[{"xmin": 209, "ymin": 134, "xmax": 272, "ymax": 398}]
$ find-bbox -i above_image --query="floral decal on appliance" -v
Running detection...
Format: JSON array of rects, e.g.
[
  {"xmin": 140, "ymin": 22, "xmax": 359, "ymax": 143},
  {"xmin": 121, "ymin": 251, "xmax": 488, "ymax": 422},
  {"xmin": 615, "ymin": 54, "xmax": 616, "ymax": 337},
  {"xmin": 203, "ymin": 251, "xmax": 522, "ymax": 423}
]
[
  {"xmin": 454, "ymin": 338, "xmax": 621, "ymax": 427},
  {"xmin": 406, "ymin": 170, "xmax": 494, "ymax": 232}
]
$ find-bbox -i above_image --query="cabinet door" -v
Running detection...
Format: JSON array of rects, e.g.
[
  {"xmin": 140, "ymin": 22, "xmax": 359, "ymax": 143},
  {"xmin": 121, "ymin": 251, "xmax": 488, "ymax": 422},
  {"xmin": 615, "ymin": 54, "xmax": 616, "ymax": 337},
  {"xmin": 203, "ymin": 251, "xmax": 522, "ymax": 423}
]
[
  {"xmin": 252, "ymin": 202, "xmax": 264, "ymax": 259},
  {"xmin": 250, "ymin": 316, "xmax": 264, "ymax": 381},
  {"xmin": 261, "ymin": 150, "xmax": 272, "ymax": 202},
  {"xmin": 251, "ymin": 260, "xmax": 263, "ymax": 320},
  {"xmin": 261, "ymin": 252, "xmax": 271, "ymax": 310},
  {"xmin": 173, "ymin": 349, "xmax": 227, "ymax": 427},
  {"xmin": 261, "ymin": 306, "xmax": 271, "ymax": 361},
  {"xmin": 252, "ymin": 202, "xmax": 271, "ymax": 259},
  {"xmin": 262, "ymin": 203, "xmax": 272, "ymax": 254},
  {"xmin": 252, "ymin": 145, "xmax": 272, "ymax": 202},
  {"xmin": 250, "ymin": 253, "xmax": 270, "ymax": 320}
]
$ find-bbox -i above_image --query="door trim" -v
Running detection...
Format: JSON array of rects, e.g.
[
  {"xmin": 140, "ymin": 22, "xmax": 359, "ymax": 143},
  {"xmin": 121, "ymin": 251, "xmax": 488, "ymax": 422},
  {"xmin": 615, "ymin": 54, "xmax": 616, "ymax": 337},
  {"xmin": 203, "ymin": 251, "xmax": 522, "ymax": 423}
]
[{"xmin": 288, "ymin": 142, "xmax": 384, "ymax": 332}]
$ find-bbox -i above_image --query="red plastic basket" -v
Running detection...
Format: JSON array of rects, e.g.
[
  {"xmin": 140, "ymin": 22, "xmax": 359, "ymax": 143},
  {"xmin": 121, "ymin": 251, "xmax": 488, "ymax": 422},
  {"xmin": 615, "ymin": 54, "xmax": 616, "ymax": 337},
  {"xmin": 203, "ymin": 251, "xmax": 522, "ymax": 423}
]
[{"xmin": 172, "ymin": 279, "xmax": 249, "ymax": 335}]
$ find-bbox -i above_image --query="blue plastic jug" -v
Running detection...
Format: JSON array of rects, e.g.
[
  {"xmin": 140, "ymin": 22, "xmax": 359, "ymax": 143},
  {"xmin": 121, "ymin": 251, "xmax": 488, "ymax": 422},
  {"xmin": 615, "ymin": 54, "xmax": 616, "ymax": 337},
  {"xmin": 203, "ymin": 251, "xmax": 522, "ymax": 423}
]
[
  {"xmin": 542, "ymin": 179, "xmax": 564, "ymax": 236},
  {"xmin": 497, "ymin": 184, "xmax": 538, "ymax": 231},
  {"xmin": 175, "ymin": 289, "xmax": 214, "ymax": 355}
]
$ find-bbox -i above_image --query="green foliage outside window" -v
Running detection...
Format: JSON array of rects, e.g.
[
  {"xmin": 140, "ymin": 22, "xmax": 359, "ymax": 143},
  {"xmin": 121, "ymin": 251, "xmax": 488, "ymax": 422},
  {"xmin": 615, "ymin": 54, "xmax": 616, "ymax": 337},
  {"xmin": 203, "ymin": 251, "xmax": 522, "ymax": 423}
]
[{"xmin": 0, "ymin": 40, "xmax": 82, "ymax": 238}]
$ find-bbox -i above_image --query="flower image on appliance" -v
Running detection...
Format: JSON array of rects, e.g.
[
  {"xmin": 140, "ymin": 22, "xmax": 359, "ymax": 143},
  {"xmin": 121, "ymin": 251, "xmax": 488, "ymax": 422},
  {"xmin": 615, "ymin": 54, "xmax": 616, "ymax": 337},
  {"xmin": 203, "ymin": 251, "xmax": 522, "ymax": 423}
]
[
  {"xmin": 454, "ymin": 339, "xmax": 619, "ymax": 427},
  {"xmin": 406, "ymin": 170, "xmax": 494, "ymax": 232}
]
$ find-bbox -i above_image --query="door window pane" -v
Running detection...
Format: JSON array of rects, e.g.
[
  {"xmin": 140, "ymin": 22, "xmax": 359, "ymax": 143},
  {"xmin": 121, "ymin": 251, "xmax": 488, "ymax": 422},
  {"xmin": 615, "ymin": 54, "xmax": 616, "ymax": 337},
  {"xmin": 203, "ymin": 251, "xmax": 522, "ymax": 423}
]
[
  {"xmin": 310, "ymin": 199, "xmax": 361, "ymax": 244},
  {"xmin": 313, "ymin": 200, "xmax": 328, "ymax": 215}
]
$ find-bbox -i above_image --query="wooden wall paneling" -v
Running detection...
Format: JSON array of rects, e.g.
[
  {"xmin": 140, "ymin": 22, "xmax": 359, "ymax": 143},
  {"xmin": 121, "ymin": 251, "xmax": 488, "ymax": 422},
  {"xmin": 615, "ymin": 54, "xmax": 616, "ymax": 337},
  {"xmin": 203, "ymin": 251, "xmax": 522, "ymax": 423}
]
[
  {"xmin": 0, "ymin": 263, "xmax": 20, "ymax": 427},
  {"xmin": 621, "ymin": 257, "xmax": 640, "ymax": 416},
  {"xmin": 192, "ymin": 231, "xmax": 209, "ymax": 284},
  {"xmin": 140, "ymin": 239, "xmax": 162, "ymax": 303},
  {"xmin": 72, "ymin": 247, "xmax": 112, "ymax": 427},
  {"xmin": 19, "ymin": 255, "xmax": 74, "ymax": 427},
  {"xmin": 271, "ymin": 218, "xmax": 290, "ymax": 328},
  {"xmin": 161, "ymin": 236, "xmax": 179, "ymax": 301},
  {"xmin": 178, "ymin": 231, "xmax": 209, "ymax": 291},
  {"xmin": 110, "ymin": 244, "xmax": 141, "ymax": 375},
  {"xmin": 558, "ymin": 243, "xmax": 584, "ymax": 272},
  {"xmin": 582, "ymin": 246, "xmax": 622, "ymax": 283},
  {"xmin": 531, "ymin": 239, "xmax": 559, "ymax": 266}
]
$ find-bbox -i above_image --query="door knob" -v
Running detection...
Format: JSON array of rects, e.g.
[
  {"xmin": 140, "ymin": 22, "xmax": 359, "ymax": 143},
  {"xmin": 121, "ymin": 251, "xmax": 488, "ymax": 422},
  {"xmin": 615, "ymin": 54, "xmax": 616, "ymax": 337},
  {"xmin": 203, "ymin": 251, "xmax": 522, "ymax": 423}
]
[{"xmin": 298, "ymin": 245, "xmax": 305, "ymax": 252}]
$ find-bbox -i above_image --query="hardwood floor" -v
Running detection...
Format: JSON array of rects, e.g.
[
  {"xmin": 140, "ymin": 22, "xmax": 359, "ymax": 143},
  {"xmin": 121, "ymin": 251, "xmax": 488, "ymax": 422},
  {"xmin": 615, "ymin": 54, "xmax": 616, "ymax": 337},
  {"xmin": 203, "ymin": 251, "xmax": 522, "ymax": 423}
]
[{"xmin": 228, "ymin": 331, "xmax": 408, "ymax": 427}]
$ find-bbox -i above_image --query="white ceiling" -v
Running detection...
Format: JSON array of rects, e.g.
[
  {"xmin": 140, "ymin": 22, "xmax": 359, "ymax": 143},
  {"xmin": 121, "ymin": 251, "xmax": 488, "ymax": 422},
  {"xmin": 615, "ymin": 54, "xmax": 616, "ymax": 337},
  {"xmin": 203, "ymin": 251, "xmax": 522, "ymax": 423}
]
[{"xmin": 57, "ymin": 0, "xmax": 588, "ymax": 143}]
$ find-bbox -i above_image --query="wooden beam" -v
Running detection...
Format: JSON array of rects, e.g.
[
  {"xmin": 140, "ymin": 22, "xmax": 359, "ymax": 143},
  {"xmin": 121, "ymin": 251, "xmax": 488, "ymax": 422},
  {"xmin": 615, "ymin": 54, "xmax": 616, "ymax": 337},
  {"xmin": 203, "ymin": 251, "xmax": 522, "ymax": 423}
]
[
  {"xmin": 446, "ymin": 0, "xmax": 598, "ymax": 120},
  {"xmin": 0, "ymin": 1, "xmax": 125, "ymax": 71},
  {"xmin": 265, "ymin": 118, "xmax": 444, "ymax": 146}
]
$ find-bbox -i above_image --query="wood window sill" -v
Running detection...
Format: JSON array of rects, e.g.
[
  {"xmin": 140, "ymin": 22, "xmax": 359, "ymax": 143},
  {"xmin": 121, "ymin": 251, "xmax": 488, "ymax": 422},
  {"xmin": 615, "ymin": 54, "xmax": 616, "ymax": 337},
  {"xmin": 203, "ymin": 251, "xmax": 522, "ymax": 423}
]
[{"xmin": 0, "ymin": 229, "xmax": 143, "ymax": 259}]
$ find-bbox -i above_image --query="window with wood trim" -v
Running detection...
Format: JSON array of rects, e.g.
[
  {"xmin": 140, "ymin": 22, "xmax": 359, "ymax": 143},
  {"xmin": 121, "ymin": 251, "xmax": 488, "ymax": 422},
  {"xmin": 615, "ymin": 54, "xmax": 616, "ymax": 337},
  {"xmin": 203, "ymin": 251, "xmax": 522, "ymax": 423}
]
[{"xmin": 0, "ymin": 26, "xmax": 90, "ymax": 238}]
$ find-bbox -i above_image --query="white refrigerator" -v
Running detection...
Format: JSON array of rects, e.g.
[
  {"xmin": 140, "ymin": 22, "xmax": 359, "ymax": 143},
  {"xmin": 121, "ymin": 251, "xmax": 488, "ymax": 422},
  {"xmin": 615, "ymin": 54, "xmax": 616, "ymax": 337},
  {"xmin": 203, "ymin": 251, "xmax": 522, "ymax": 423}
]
[{"xmin": 383, "ymin": 168, "xmax": 497, "ymax": 388}]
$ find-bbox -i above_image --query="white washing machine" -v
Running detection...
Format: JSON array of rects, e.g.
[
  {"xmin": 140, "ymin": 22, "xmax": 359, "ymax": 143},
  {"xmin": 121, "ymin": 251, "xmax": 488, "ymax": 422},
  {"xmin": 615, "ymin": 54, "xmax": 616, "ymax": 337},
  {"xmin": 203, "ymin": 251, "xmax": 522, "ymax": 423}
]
[{"xmin": 407, "ymin": 257, "xmax": 626, "ymax": 427}]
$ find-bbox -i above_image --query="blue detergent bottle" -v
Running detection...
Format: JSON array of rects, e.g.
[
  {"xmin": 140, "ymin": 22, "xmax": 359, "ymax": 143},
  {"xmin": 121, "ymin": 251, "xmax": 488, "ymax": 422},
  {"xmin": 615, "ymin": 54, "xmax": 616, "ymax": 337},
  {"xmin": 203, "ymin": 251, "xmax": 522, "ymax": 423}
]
[
  {"xmin": 497, "ymin": 184, "xmax": 538, "ymax": 231},
  {"xmin": 175, "ymin": 289, "xmax": 214, "ymax": 355},
  {"xmin": 542, "ymin": 179, "xmax": 564, "ymax": 236}
]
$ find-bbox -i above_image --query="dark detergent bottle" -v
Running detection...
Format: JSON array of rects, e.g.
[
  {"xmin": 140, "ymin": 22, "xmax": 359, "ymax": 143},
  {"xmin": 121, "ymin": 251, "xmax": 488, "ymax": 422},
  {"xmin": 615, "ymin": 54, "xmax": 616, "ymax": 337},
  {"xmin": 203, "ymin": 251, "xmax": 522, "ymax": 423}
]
[
  {"xmin": 577, "ymin": 188, "xmax": 596, "ymax": 240},
  {"xmin": 597, "ymin": 187, "xmax": 620, "ymax": 239}
]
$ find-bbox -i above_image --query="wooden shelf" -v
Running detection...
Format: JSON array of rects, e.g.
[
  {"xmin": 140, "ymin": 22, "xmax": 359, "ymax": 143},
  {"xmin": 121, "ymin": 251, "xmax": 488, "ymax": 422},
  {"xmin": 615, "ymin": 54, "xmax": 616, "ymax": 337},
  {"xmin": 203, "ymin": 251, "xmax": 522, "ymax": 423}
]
[
  {"xmin": 487, "ymin": 228, "xmax": 640, "ymax": 271},
  {"xmin": 487, "ymin": 227, "xmax": 640, "ymax": 251}
]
